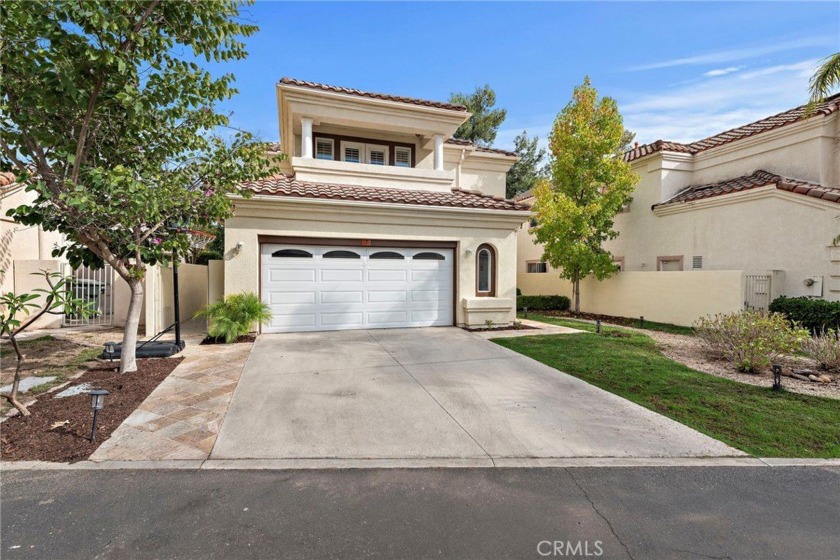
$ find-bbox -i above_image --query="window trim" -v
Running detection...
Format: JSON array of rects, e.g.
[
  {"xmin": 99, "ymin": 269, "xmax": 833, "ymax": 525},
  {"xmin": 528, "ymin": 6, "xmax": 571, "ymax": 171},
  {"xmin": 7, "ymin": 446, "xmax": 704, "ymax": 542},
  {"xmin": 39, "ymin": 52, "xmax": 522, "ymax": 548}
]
[
  {"xmin": 366, "ymin": 143, "xmax": 388, "ymax": 166},
  {"xmin": 612, "ymin": 256, "xmax": 625, "ymax": 272},
  {"xmin": 394, "ymin": 146, "xmax": 412, "ymax": 168},
  {"xmin": 476, "ymin": 244, "xmax": 496, "ymax": 296},
  {"xmin": 656, "ymin": 255, "xmax": 684, "ymax": 271},
  {"xmin": 526, "ymin": 261, "xmax": 547, "ymax": 274},
  {"xmin": 314, "ymin": 137, "xmax": 334, "ymax": 160},
  {"xmin": 341, "ymin": 141, "xmax": 364, "ymax": 163}
]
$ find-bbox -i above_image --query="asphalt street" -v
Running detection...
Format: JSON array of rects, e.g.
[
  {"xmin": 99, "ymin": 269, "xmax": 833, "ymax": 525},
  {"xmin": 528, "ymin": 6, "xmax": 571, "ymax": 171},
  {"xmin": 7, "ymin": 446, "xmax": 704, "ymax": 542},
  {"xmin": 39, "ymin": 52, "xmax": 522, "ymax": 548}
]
[{"xmin": 2, "ymin": 466, "xmax": 838, "ymax": 559}]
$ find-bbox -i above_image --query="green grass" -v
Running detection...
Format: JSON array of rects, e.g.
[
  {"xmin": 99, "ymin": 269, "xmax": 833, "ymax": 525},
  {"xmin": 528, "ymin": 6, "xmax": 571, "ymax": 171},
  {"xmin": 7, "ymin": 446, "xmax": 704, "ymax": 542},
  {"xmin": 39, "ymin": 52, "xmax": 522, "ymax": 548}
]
[
  {"xmin": 520, "ymin": 312, "xmax": 695, "ymax": 336},
  {"xmin": 494, "ymin": 329, "xmax": 840, "ymax": 458}
]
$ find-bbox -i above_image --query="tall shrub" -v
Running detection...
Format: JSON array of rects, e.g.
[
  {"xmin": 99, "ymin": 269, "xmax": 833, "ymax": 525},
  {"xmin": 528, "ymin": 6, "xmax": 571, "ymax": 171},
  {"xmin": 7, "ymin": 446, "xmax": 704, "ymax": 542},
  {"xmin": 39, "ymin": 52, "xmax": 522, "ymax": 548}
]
[{"xmin": 694, "ymin": 310, "xmax": 809, "ymax": 373}]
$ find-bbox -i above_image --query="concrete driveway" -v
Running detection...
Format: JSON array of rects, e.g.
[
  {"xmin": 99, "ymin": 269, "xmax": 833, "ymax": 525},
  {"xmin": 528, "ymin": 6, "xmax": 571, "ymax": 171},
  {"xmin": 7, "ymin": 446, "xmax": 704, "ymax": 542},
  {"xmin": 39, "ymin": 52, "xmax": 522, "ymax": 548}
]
[{"xmin": 211, "ymin": 328, "xmax": 741, "ymax": 463}]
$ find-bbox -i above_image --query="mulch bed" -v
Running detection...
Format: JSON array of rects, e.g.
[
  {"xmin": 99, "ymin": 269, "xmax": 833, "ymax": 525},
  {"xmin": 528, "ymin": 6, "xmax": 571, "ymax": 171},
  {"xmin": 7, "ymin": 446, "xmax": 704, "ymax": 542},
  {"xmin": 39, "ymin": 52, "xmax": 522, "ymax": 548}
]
[
  {"xmin": 0, "ymin": 357, "xmax": 182, "ymax": 463},
  {"xmin": 200, "ymin": 334, "xmax": 257, "ymax": 345},
  {"xmin": 464, "ymin": 324, "xmax": 538, "ymax": 333}
]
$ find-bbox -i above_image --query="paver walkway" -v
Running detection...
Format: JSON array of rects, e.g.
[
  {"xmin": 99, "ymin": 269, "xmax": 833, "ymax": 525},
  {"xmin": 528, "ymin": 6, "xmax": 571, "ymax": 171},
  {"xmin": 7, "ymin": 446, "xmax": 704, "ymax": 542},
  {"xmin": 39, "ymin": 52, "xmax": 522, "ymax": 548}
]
[{"xmin": 90, "ymin": 341, "xmax": 252, "ymax": 461}]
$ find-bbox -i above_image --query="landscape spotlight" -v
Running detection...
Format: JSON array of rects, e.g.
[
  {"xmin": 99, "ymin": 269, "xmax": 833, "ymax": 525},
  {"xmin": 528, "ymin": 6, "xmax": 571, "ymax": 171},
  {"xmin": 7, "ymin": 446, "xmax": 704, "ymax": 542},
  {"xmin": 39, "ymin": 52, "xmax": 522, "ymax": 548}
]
[
  {"xmin": 772, "ymin": 364, "xmax": 783, "ymax": 391},
  {"xmin": 88, "ymin": 389, "xmax": 109, "ymax": 442},
  {"xmin": 103, "ymin": 341, "xmax": 116, "ymax": 362}
]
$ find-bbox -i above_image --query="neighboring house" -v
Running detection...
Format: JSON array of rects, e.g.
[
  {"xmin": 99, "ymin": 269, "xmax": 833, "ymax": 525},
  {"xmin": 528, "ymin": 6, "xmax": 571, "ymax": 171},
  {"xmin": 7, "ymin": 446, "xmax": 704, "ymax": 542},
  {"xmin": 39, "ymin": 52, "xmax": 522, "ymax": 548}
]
[
  {"xmin": 225, "ymin": 78, "xmax": 527, "ymax": 333},
  {"xmin": 517, "ymin": 94, "xmax": 840, "ymax": 314}
]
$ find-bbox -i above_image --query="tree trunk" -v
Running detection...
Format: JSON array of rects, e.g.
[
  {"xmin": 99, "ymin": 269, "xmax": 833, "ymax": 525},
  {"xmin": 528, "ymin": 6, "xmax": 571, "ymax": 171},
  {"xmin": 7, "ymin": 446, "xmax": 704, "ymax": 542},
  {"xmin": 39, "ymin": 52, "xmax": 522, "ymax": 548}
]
[
  {"xmin": 120, "ymin": 278, "xmax": 144, "ymax": 373},
  {"xmin": 4, "ymin": 335, "xmax": 30, "ymax": 416},
  {"xmin": 573, "ymin": 271, "xmax": 581, "ymax": 314}
]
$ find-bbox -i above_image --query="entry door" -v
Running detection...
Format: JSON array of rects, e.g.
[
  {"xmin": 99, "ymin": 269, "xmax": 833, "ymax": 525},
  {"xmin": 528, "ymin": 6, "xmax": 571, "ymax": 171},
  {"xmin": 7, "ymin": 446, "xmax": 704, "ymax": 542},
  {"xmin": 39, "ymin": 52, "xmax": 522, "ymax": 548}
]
[{"xmin": 261, "ymin": 245, "xmax": 454, "ymax": 333}]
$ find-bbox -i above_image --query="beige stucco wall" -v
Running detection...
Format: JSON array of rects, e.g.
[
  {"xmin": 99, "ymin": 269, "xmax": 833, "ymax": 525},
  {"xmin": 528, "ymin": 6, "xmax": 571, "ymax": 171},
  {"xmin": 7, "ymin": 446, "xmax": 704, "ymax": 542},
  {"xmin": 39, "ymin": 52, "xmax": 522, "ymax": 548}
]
[
  {"xmin": 224, "ymin": 198, "xmax": 526, "ymax": 329},
  {"xmin": 518, "ymin": 270, "xmax": 745, "ymax": 326},
  {"xmin": 208, "ymin": 260, "xmax": 224, "ymax": 305},
  {"xmin": 157, "ymin": 263, "xmax": 209, "ymax": 329},
  {"xmin": 112, "ymin": 274, "xmax": 146, "ymax": 329},
  {"xmin": 10, "ymin": 260, "xmax": 63, "ymax": 329},
  {"xmin": 1, "ymin": 187, "xmax": 66, "ymax": 294}
]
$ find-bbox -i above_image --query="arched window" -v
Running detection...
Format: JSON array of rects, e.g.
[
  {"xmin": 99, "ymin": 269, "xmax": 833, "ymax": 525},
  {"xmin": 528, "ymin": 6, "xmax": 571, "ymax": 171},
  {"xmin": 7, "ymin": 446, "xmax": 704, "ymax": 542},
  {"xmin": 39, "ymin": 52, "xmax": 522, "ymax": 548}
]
[
  {"xmin": 369, "ymin": 251, "xmax": 404, "ymax": 260},
  {"xmin": 272, "ymin": 248, "xmax": 312, "ymax": 258},
  {"xmin": 476, "ymin": 244, "xmax": 495, "ymax": 296},
  {"xmin": 323, "ymin": 250, "xmax": 360, "ymax": 259},
  {"xmin": 413, "ymin": 252, "xmax": 445, "ymax": 261}
]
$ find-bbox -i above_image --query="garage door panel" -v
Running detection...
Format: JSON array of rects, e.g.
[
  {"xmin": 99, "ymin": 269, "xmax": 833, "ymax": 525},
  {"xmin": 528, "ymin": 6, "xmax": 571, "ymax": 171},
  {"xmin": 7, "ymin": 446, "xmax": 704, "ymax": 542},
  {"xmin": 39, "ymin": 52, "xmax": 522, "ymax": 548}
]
[
  {"xmin": 367, "ymin": 269, "xmax": 407, "ymax": 282},
  {"xmin": 321, "ymin": 269, "xmax": 364, "ymax": 282},
  {"xmin": 269, "ymin": 314, "xmax": 317, "ymax": 329},
  {"xmin": 321, "ymin": 312, "xmax": 365, "ymax": 327},
  {"xmin": 368, "ymin": 290, "xmax": 408, "ymax": 303},
  {"xmin": 261, "ymin": 244, "xmax": 453, "ymax": 333},
  {"xmin": 269, "ymin": 291, "xmax": 316, "ymax": 305},
  {"xmin": 367, "ymin": 311, "xmax": 408, "ymax": 325},
  {"xmin": 321, "ymin": 291, "xmax": 364, "ymax": 304},
  {"xmin": 269, "ymin": 268, "xmax": 316, "ymax": 282}
]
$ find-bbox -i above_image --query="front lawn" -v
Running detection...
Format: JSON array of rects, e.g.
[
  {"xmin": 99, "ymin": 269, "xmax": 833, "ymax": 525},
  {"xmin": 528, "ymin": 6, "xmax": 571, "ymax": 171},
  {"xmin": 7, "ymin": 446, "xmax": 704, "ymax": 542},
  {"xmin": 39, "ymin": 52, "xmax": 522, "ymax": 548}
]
[{"xmin": 493, "ymin": 323, "xmax": 840, "ymax": 458}]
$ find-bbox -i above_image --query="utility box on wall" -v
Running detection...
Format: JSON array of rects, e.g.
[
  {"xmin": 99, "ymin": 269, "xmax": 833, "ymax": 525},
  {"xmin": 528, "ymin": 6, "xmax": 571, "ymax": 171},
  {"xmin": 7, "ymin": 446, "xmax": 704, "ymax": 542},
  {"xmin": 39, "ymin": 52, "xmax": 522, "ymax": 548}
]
[{"xmin": 803, "ymin": 275, "xmax": 824, "ymax": 298}]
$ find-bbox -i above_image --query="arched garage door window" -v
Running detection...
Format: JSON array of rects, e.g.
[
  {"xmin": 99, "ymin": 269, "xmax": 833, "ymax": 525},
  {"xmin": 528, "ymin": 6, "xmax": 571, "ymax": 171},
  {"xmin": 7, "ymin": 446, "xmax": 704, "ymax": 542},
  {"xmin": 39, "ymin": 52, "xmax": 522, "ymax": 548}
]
[{"xmin": 476, "ymin": 244, "xmax": 495, "ymax": 296}]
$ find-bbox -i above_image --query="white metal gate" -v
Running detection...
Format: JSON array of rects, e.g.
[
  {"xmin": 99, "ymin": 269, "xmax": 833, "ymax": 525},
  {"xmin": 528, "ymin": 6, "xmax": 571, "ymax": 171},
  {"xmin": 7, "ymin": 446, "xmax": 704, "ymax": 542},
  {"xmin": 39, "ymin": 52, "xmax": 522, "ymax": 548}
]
[
  {"xmin": 744, "ymin": 274, "xmax": 772, "ymax": 311},
  {"xmin": 62, "ymin": 264, "xmax": 115, "ymax": 326}
]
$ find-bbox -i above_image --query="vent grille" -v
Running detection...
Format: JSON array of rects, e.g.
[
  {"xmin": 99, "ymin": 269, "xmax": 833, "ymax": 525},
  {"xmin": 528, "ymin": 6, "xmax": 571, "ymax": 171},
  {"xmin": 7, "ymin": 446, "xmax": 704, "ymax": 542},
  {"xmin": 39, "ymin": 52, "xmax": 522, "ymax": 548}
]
[{"xmin": 692, "ymin": 256, "xmax": 703, "ymax": 269}]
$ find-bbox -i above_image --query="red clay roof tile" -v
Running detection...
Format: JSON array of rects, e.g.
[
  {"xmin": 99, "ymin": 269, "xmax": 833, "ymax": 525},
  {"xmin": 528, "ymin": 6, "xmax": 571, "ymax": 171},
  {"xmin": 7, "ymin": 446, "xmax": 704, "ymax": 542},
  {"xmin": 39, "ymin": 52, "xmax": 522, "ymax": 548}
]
[
  {"xmin": 279, "ymin": 78, "xmax": 468, "ymax": 112},
  {"xmin": 624, "ymin": 93, "xmax": 840, "ymax": 162},
  {"xmin": 241, "ymin": 174, "xmax": 529, "ymax": 211},
  {"xmin": 655, "ymin": 170, "xmax": 840, "ymax": 207}
]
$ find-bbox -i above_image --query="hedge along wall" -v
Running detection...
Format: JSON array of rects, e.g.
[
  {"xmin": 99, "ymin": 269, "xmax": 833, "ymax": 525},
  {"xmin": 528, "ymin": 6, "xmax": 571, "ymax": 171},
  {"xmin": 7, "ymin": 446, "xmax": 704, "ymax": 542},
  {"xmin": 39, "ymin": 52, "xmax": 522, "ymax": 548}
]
[
  {"xmin": 769, "ymin": 296, "xmax": 840, "ymax": 332},
  {"xmin": 517, "ymin": 270, "xmax": 745, "ymax": 326}
]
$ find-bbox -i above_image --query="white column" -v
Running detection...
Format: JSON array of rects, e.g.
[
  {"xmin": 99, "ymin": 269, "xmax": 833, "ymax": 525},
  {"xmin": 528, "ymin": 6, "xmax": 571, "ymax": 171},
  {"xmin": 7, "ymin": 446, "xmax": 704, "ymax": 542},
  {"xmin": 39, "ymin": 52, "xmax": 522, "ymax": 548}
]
[
  {"xmin": 434, "ymin": 134, "xmax": 444, "ymax": 171},
  {"xmin": 301, "ymin": 117, "xmax": 313, "ymax": 158}
]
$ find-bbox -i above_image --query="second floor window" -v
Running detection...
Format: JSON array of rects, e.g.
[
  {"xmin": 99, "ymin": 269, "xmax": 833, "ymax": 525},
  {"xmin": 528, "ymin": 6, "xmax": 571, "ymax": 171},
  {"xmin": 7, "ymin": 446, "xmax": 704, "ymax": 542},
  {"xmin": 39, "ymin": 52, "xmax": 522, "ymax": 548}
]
[
  {"xmin": 395, "ymin": 146, "xmax": 411, "ymax": 168},
  {"xmin": 315, "ymin": 138, "xmax": 334, "ymax": 160},
  {"xmin": 526, "ymin": 261, "xmax": 547, "ymax": 274}
]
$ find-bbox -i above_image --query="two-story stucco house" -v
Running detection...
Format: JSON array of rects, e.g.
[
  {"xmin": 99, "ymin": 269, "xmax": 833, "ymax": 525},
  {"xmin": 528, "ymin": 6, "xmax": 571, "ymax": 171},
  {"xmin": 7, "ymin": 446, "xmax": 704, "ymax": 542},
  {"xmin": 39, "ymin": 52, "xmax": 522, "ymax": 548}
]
[
  {"xmin": 516, "ymin": 94, "xmax": 840, "ymax": 317},
  {"xmin": 224, "ymin": 78, "xmax": 528, "ymax": 333}
]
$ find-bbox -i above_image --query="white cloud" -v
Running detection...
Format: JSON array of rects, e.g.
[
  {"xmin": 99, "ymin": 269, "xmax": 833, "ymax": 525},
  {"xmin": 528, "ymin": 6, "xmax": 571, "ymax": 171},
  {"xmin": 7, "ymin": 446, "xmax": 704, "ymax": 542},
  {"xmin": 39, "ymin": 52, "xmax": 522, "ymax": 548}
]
[
  {"xmin": 626, "ymin": 36, "xmax": 834, "ymax": 71},
  {"xmin": 703, "ymin": 66, "xmax": 741, "ymax": 77},
  {"xmin": 620, "ymin": 58, "xmax": 821, "ymax": 144}
]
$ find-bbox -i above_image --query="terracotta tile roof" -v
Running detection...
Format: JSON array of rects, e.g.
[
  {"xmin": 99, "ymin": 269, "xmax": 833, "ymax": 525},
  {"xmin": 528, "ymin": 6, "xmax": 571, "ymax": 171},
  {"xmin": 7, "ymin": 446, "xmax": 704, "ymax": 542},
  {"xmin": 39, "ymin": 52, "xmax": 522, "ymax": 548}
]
[
  {"xmin": 624, "ymin": 93, "xmax": 840, "ymax": 162},
  {"xmin": 655, "ymin": 170, "xmax": 840, "ymax": 208},
  {"xmin": 512, "ymin": 188, "xmax": 534, "ymax": 203},
  {"xmin": 444, "ymin": 138, "xmax": 517, "ymax": 157},
  {"xmin": 241, "ymin": 174, "xmax": 529, "ymax": 211},
  {"xmin": 279, "ymin": 77, "xmax": 468, "ymax": 113}
]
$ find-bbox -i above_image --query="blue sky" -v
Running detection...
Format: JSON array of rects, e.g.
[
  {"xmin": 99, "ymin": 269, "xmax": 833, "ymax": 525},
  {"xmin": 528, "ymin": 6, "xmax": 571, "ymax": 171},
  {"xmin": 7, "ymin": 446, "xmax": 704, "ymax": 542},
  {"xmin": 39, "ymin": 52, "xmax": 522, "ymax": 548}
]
[{"xmin": 216, "ymin": 1, "xmax": 840, "ymax": 150}]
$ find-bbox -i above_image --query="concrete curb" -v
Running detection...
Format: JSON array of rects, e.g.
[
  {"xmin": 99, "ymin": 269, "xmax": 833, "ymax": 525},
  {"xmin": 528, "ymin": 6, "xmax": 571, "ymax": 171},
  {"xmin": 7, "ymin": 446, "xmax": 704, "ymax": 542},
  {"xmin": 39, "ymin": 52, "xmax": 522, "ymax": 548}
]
[{"xmin": 3, "ymin": 457, "xmax": 840, "ymax": 471}]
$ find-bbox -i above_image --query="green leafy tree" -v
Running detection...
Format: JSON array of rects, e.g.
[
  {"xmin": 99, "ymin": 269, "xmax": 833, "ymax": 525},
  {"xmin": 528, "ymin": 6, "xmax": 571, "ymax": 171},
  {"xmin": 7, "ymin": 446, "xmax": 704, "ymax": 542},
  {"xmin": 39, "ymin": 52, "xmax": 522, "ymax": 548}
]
[
  {"xmin": 532, "ymin": 77, "xmax": 638, "ymax": 313},
  {"xmin": 808, "ymin": 52, "xmax": 840, "ymax": 106},
  {"xmin": 450, "ymin": 85, "xmax": 507, "ymax": 147},
  {"xmin": 505, "ymin": 131, "xmax": 547, "ymax": 199},
  {"xmin": 1, "ymin": 1, "xmax": 278, "ymax": 373},
  {"xmin": 0, "ymin": 271, "xmax": 95, "ymax": 416}
]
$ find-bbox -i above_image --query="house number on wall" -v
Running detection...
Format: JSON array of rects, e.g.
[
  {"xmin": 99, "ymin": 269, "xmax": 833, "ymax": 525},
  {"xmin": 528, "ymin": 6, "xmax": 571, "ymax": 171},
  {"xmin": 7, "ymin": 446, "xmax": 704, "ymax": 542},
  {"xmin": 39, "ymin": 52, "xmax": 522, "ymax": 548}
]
[{"xmin": 361, "ymin": 239, "xmax": 372, "ymax": 246}]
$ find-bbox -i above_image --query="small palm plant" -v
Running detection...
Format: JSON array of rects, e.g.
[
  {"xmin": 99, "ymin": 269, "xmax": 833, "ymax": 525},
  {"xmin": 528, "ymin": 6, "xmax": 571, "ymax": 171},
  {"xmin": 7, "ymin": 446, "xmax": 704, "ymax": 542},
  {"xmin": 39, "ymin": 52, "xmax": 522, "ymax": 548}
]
[{"xmin": 196, "ymin": 293, "xmax": 272, "ymax": 343}]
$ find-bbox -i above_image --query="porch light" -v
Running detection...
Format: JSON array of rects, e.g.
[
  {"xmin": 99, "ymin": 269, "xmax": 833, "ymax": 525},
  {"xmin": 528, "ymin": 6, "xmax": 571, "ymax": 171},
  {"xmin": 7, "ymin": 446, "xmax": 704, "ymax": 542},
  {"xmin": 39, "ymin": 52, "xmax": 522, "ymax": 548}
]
[
  {"xmin": 103, "ymin": 341, "xmax": 116, "ymax": 362},
  {"xmin": 772, "ymin": 364, "xmax": 783, "ymax": 391},
  {"xmin": 88, "ymin": 389, "xmax": 109, "ymax": 442}
]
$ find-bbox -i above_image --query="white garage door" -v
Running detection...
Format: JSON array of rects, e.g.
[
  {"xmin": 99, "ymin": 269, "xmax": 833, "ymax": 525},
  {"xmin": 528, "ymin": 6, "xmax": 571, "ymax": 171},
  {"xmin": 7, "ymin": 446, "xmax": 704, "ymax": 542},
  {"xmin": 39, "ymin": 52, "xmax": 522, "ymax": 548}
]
[{"xmin": 261, "ymin": 244, "xmax": 454, "ymax": 333}]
